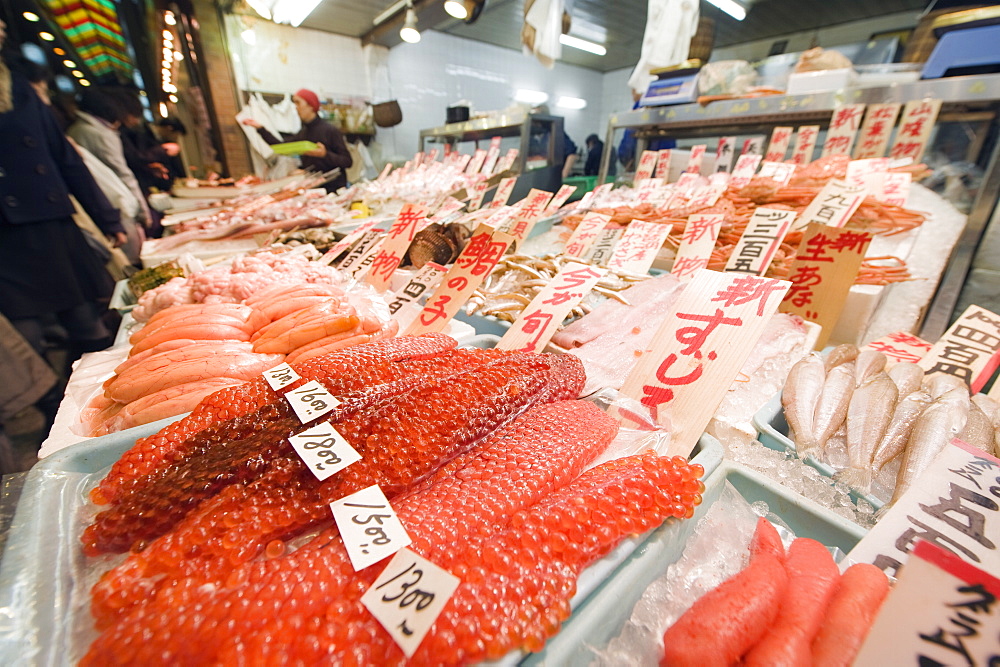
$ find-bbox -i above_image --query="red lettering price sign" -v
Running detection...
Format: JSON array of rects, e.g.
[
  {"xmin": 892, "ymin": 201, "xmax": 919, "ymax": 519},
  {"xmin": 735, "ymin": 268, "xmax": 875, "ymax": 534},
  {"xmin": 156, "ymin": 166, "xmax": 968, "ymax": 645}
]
[
  {"xmin": 488, "ymin": 176, "xmax": 517, "ymax": 209},
  {"xmin": 563, "ymin": 212, "xmax": 609, "ymax": 259},
  {"xmin": 846, "ymin": 439, "xmax": 1000, "ymax": 578},
  {"xmin": 685, "ymin": 186, "xmax": 721, "ymax": 211},
  {"xmin": 500, "ymin": 188, "xmax": 554, "ymax": 243},
  {"xmin": 822, "ymin": 103, "xmax": 867, "ymax": 158},
  {"xmin": 331, "ymin": 484, "xmax": 412, "ymax": 571},
  {"xmin": 404, "ymin": 225, "xmax": 514, "ymax": 335},
  {"xmin": 671, "ymin": 213, "xmax": 724, "ymax": 281},
  {"xmin": 361, "ymin": 548, "xmax": 461, "ymax": 658},
  {"xmin": 497, "ymin": 148, "xmax": 519, "ymax": 173},
  {"xmin": 634, "ymin": 150, "xmax": 659, "ymax": 182},
  {"xmin": 288, "ymin": 421, "xmax": 361, "ymax": 481},
  {"xmin": 466, "ymin": 179, "xmax": 490, "ymax": 211},
  {"xmin": 455, "ymin": 153, "xmax": 473, "ymax": 172},
  {"xmin": 686, "ymin": 144, "xmax": 707, "ymax": 174},
  {"xmin": 730, "ymin": 154, "xmax": 762, "ymax": 189},
  {"xmin": 654, "ymin": 149, "xmax": 672, "ymax": 179},
  {"xmin": 715, "ymin": 136, "xmax": 736, "ymax": 173},
  {"xmin": 724, "ymin": 207, "xmax": 796, "ymax": 275},
  {"xmin": 890, "ymin": 98, "xmax": 942, "ymax": 163},
  {"xmin": 880, "ymin": 172, "xmax": 911, "ymax": 207},
  {"xmin": 481, "ymin": 136, "xmax": 502, "ymax": 174},
  {"xmin": 919, "ymin": 305, "xmax": 1000, "ymax": 393},
  {"xmin": 855, "ymin": 540, "xmax": 1000, "ymax": 666},
  {"xmin": 387, "ymin": 262, "xmax": 447, "ymax": 319},
  {"xmin": 337, "ymin": 229, "xmax": 385, "ymax": 274},
  {"xmin": 545, "ymin": 184, "xmax": 577, "ymax": 214},
  {"xmin": 846, "ymin": 157, "xmax": 890, "ymax": 190},
  {"xmin": 791, "ymin": 125, "xmax": 820, "ymax": 165},
  {"xmin": 466, "ymin": 149, "xmax": 488, "ymax": 175},
  {"xmin": 429, "ymin": 197, "xmax": 464, "ymax": 224},
  {"xmin": 606, "ymin": 220, "xmax": 673, "ymax": 275},
  {"xmin": 764, "ymin": 126, "xmax": 793, "ymax": 163},
  {"xmin": 262, "ymin": 362, "xmax": 301, "ymax": 391},
  {"xmin": 742, "ymin": 136, "xmax": 764, "ymax": 156},
  {"xmin": 366, "ymin": 204, "xmax": 428, "ymax": 292},
  {"xmin": 793, "ymin": 179, "xmax": 867, "ymax": 231},
  {"xmin": 854, "ymin": 103, "xmax": 902, "ymax": 159},
  {"xmin": 779, "ymin": 223, "xmax": 872, "ymax": 349},
  {"xmin": 619, "ymin": 269, "xmax": 790, "ymax": 454},
  {"xmin": 497, "ymin": 262, "xmax": 606, "ymax": 353},
  {"xmin": 865, "ymin": 331, "xmax": 933, "ymax": 366},
  {"xmin": 285, "ymin": 379, "xmax": 340, "ymax": 423}
]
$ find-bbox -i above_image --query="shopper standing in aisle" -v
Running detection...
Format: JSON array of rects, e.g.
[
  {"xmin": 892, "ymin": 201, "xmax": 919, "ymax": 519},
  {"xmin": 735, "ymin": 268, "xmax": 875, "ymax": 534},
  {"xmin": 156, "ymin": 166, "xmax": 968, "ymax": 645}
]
[
  {"xmin": 584, "ymin": 133, "xmax": 614, "ymax": 177},
  {"xmin": 0, "ymin": 20, "xmax": 126, "ymax": 366},
  {"xmin": 241, "ymin": 89, "xmax": 352, "ymax": 192}
]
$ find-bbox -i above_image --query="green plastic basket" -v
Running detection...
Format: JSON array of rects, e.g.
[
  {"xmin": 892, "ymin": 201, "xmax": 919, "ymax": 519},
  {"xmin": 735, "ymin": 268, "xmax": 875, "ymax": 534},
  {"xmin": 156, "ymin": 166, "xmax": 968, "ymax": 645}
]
[{"xmin": 270, "ymin": 141, "xmax": 319, "ymax": 156}]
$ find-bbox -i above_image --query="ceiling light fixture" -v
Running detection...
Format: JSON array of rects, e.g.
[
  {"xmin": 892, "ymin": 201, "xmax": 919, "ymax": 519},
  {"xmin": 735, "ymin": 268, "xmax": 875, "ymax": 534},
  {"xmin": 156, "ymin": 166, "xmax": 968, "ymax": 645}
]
[
  {"xmin": 556, "ymin": 96, "xmax": 587, "ymax": 109},
  {"xmin": 164, "ymin": 11, "xmax": 177, "ymax": 25},
  {"xmin": 169, "ymin": 94, "xmax": 179, "ymax": 103},
  {"xmin": 23, "ymin": 11, "xmax": 40, "ymax": 22},
  {"xmin": 707, "ymin": 0, "xmax": 747, "ymax": 21},
  {"xmin": 159, "ymin": 102, "xmax": 168, "ymax": 117},
  {"xmin": 39, "ymin": 32, "xmax": 55, "ymax": 41},
  {"xmin": 443, "ymin": 0, "xmax": 469, "ymax": 19},
  {"xmin": 53, "ymin": 47, "xmax": 65, "ymax": 55},
  {"xmin": 514, "ymin": 89, "xmax": 548, "ymax": 105},
  {"xmin": 79, "ymin": 79, "xmax": 91, "ymax": 87},
  {"xmin": 63, "ymin": 59, "xmax": 75, "ymax": 68},
  {"xmin": 71, "ymin": 70, "xmax": 84, "ymax": 78},
  {"xmin": 559, "ymin": 34, "xmax": 606, "ymax": 56},
  {"xmin": 399, "ymin": 5, "xmax": 420, "ymax": 43}
]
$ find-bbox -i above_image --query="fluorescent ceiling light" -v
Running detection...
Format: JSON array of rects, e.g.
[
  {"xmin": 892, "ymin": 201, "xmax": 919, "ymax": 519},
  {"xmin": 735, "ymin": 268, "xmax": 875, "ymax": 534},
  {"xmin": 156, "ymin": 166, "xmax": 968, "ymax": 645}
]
[
  {"xmin": 559, "ymin": 34, "xmax": 606, "ymax": 56},
  {"xmin": 515, "ymin": 89, "xmax": 548, "ymax": 105},
  {"xmin": 374, "ymin": 0, "xmax": 408, "ymax": 26},
  {"xmin": 400, "ymin": 7, "xmax": 420, "ymax": 43},
  {"xmin": 444, "ymin": 0, "xmax": 469, "ymax": 19},
  {"xmin": 556, "ymin": 96, "xmax": 586, "ymax": 109},
  {"xmin": 272, "ymin": 0, "xmax": 323, "ymax": 27},
  {"xmin": 707, "ymin": 0, "xmax": 746, "ymax": 21}
]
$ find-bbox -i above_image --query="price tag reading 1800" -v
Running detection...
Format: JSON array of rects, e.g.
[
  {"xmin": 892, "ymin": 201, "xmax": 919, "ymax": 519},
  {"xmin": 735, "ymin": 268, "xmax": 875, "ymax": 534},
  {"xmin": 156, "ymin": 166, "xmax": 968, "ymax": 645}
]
[
  {"xmin": 288, "ymin": 422, "xmax": 362, "ymax": 481},
  {"xmin": 285, "ymin": 379, "xmax": 340, "ymax": 423},
  {"xmin": 262, "ymin": 362, "xmax": 301, "ymax": 391},
  {"xmin": 330, "ymin": 484, "xmax": 412, "ymax": 571},
  {"xmin": 361, "ymin": 548, "xmax": 461, "ymax": 658}
]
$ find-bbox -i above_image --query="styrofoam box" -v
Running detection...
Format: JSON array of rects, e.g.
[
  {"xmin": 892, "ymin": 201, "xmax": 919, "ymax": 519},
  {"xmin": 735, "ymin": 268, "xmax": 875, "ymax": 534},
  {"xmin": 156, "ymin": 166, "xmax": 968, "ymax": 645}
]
[{"xmin": 785, "ymin": 68, "xmax": 858, "ymax": 95}]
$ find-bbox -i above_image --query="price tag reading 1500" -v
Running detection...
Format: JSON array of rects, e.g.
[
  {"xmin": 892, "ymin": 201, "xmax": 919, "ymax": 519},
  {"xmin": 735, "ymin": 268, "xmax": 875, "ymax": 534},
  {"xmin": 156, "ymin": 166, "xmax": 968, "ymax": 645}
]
[
  {"xmin": 262, "ymin": 362, "xmax": 300, "ymax": 391},
  {"xmin": 330, "ymin": 485, "xmax": 412, "ymax": 571},
  {"xmin": 285, "ymin": 379, "xmax": 339, "ymax": 423},
  {"xmin": 288, "ymin": 422, "xmax": 362, "ymax": 481}
]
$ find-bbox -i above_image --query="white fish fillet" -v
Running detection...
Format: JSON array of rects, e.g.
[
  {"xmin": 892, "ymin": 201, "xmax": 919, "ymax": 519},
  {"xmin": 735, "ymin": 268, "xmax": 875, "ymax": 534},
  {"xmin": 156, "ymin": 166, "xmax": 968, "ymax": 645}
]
[
  {"xmin": 871, "ymin": 390, "xmax": 932, "ymax": 474},
  {"xmin": 812, "ymin": 361, "xmax": 856, "ymax": 456},
  {"xmin": 959, "ymin": 400, "xmax": 995, "ymax": 454},
  {"xmin": 824, "ymin": 344, "xmax": 858, "ymax": 372},
  {"xmin": 839, "ymin": 372, "xmax": 898, "ymax": 492},
  {"xmin": 887, "ymin": 362, "xmax": 924, "ymax": 399},
  {"xmin": 782, "ymin": 354, "xmax": 826, "ymax": 456},
  {"xmin": 854, "ymin": 350, "xmax": 887, "ymax": 387}
]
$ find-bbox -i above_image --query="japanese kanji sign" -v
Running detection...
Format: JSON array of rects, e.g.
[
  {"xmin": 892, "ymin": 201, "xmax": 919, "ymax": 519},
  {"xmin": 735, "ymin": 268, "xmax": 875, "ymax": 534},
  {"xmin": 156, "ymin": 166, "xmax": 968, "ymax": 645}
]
[
  {"xmin": 919, "ymin": 305, "xmax": 1000, "ymax": 393},
  {"xmin": 793, "ymin": 179, "xmax": 868, "ymax": 231},
  {"xmin": 321, "ymin": 218, "xmax": 383, "ymax": 265},
  {"xmin": 387, "ymin": 262, "xmax": 447, "ymax": 320},
  {"xmin": 880, "ymin": 172, "xmax": 912, "ymax": 207},
  {"xmin": 724, "ymin": 207, "xmax": 796, "ymax": 275},
  {"xmin": 854, "ymin": 103, "xmax": 902, "ymax": 159},
  {"xmin": 757, "ymin": 161, "xmax": 796, "ymax": 186},
  {"xmin": 497, "ymin": 262, "xmax": 606, "ymax": 353},
  {"xmin": 481, "ymin": 136, "xmax": 502, "ymax": 174},
  {"xmin": 466, "ymin": 149, "xmax": 488, "ymax": 175},
  {"xmin": 822, "ymin": 104, "xmax": 867, "ymax": 158},
  {"xmin": 497, "ymin": 148, "xmax": 519, "ymax": 173},
  {"xmin": 791, "ymin": 125, "xmax": 820, "ymax": 165},
  {"xmin": 866, "ymin": 331, "xmax": 933, "ymax": 366},
  {"xmin": 654, "ymin": 149, "xmax": 672, "ymax": 179},
  {"xmin": 890, "ymin": 98, "xmax": 942, "ymax": 163},
  {"xmin": 846, "ymin": 157, "xmax": 890, "ymax": 192},
  {"xmin": 337, "ymin": 229, "xmax": 385, "ymax": 274},
  {"xmin": 716, "ymin": 136, "xmax": 736, "ymax": 173},
  {"xmin": 427, "ymin": 197, "xmax": 464, "ymax": 226},
  {"xmin": 764, "ymin": 126, "xmax": 793, "ymax": 163},
  {"xmin": 686, "ymin": 144, "xmax": 707, "ymax": 174},
  {"xmin": 563, "ymin": 212, "xmax": 610, "ymax": 259},
  {"xmin": 635, "ymin": 150, "xmax": 659, "ymax": 182},
  {"xmin": 606, "ymin": 220, "xmax": 673, "ymax": 275},
  {"xmin": 730, "ymin": 154, "xmax": 763, "ymax": 189},
  {"xmin": 499, "ymin": 188, "xmax": 554, "ymax": 243},
  {"xmin": 364, "ymin": 204, "xmax": 428, "ymax": 292},
  {"xmin": 618, "ymin": 269, "xmax": 790, "ymax": 454},
  {"xmin": 545, "ymin": 184, "xmax": 577, "ymax": 214},
  {"xmin": 671, "ymin": 213, "xmax": 724, "ymax": 281},
  {"xmin": 684, "ymin": 186, "xmax": 722, "ymax": 211},
  {"xmin": 466, "ymin": 179, "xmax": 490, "ymax": 212},
  {"xmin": 741, "ymin": 136, "xmax": 764, "ymax": 156},
  {"xmin": 584, "ymin": 227, "xmax": 625, "ymax": 267},
  {"xmin": 779, "ymin": 223, "xmax": 872, "ymax": 348},
  {"xmin": 404, "ymin": 225, "xmax": 514, "ymax": 335},
  {"xmin": 488, "ymin": 176, "xmax": 517, "ymax": 209}
]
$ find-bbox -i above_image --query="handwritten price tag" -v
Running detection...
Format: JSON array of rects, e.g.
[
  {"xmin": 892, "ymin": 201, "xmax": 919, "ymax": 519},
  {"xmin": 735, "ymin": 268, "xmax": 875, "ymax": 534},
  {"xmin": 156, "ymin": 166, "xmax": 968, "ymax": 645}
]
[
  {"xmin": 488, "ymin": 176, "xmax": 517, "ymax": 209},
  {"xmin": 262, "ymin": 362, "xmax": 301, "ymax": 391},
  {"xmin": 793, "ymin": 179, "xmax": 867, "ymax": 231},
  {"xmin": 686, "ymin": 145, "xmax": 707, "ymax": 174},
  {"xmin": 822, "ymin": 104, "xmax": 866, "ymax": 158},
  {"xmin": 764, "ymin": 126, "xmax": 792, "ymax": 162},
  {"xmin": 730, "ymin": 154, "xmax": 762, "ymax": 188},
  {"xmin": 289, "ymin": 422, "xmax": 361, "ymax": 481},
  {"xmin": 634, "ymin": 150, "xmax": 659, "ymax": 181},
  {"xmin": 854, "ymin": 103, "xmax": 901, "ymax": 159},
  {"xmin": 285, "ymin": 379, "xmax": 340, "ymax": 423},
  {"xmin": 918, "ymin": 304, "xmax": 1000, "ymax": 393},
  {"xmin": 564, "ymin": 212, "xmax": 609, "ymax": 259},
  {"xmin": 331, "ymin": 485, "xmax": 412, "ymax": 571},
  {"xmin": 361, "ymin": 548, "xmax": 461, "ymax": 658}
]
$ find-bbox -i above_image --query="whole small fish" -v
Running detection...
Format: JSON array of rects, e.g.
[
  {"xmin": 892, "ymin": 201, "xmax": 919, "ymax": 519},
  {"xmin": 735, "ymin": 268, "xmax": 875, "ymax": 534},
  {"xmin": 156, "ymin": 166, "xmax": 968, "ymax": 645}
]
[
  {"xmin": 971, "ymin": 393, "xmax": 1000, "ymax": 424},
  {"xmin": 959, "ymin": 400, "xmax": 996, "ymax": 454},
  {"xmin": 870, "ymin": 390, "xmax": 933, "ymax": 475},
  {"xmin": 887, "ymin": 362, "xmax": 924, "ymax": 399},
  {"xmin": 811, "ymin": 361, "xmax": 856, "ymax": 457},
  {"xmin": 782, "ymin": 354, "xmax": 826, "ymax": 456},
  {"xmin": 839, "ymin": 372, "xmax": 897, "ymax": 492},
  {"xmin": 853, "ymin": 350, "xmax": 887, "ymax": 387},
  {"xmin": 923, "ymin": 373, "xmax": 966, "ymax": 399},
  {"xmin": 824, "ymin": 344, "xmax": 859, "ymax": 373}
]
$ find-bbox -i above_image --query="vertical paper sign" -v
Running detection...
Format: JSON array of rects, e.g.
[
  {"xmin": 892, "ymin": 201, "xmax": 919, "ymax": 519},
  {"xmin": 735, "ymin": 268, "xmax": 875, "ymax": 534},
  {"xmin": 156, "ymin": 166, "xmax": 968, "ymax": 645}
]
[
  {"xmin": 779, "ymin": 223, "xmax": 872, "ymax": 348},
  {"xmin": 715, "ymin": 137, "xmax": 736, "ymax": 173},
  {"xmin": 619, "ymin": 270, "xmax": 790, "ymax": 454},
  {"xmin": 387, "ymin": 262, "xmax": 447, "ymax": 318},
  {"xmin": 466, "ymin": 149, "xmax": 488, "ymax": 175},
  {"xmin": 404, "ymin": 226, "xmax": 514, "ymax": 335},
  {"xmin": 846, "ymin": 157, "xmax": 890, "ymax": 189},
  {"xmin": 724, "ymin": 208, "xmax": 796, "ymax": 275},
  {"xmin": 481, "ymin": 136, "xmax": 502, "ymax": 174},
  {"xmin": 866, "ymin": 330, "xmax": 934, "ymax": 365},
  {"xmin": 585, "ymin": 228, "xmax": 625, "ymax": 267},
  {"xmin": 454, "ymin": 153, "xmax": 473, "ymax": 172},
  {"xmin": 671, "ymin": 213, "xmax": 724, "ymax": 280},
  {"xmin": 590, "ymin": 182, "xmax": 615, "ymax": 205},
  {"xmin": 654, "ymin": 149, "xmax": 673, "ymax": 179},
  {"xmin": 686, "ymin": 145, "xmax": 707, "ymax": 174},
  {"xmin": 321, "ymin": 218, "xmax": 382, "ymax": 265},
  {"xmin": 634, "ymin": 150, "xmax": 659, "ymax": 182},
  {"xmin": 764, "ymin": 126, "xmax": 793, "ymax": 162},
  {"xmin": 756, "ymin": 161, "xmax": 796, "ymax": 186},
  {"xmin": 854, "ymin": 103, "xmax": 902, "ymax": 159},
  {"xmin": 563, "ymin": 212, "xmax": 609, "ymax": 259},
  {"xmin": 890, "ymin": 98, "xmax": 942, "ymax": 162},
  {"xmin": 497, "ymin": 148, "xmax": 519, "ymax": 174},
  {"xmin": 606, "ymin": 220, "xmax": 673, "ymax": 275},
  {"xmin": 366, "ymin": 204, "xmax": 428, "ymax": 291},
  {"xmin": 466, "ymin": 179, "xmax": 490, "ymax": 211},
  {"xmin": 497, "ymin": 263, "xmax": 606, "ymax": 352},
  {"xmin": 730, "ymin": 154, "xmax": 763, "ymax": 188},
  {"xmin": 684, "ymin": 186, "xmax": 721, "ymax": 211},
  {"xmin": 855, "ymin": 540, "xmax": 1000, "ymax": 667},
  {"xmin": 742, "ymin": 136, "xmax": 764, "ymax": 156},
  {"xmin": 793, "ymin": 179, "xmax": 868, "ymax": 231},
  {"xmin": 822, "ymin": 104, "xmax": 867, "ymax": 157},
  {"xmin": 846, "ymin": 439, "xmax": 1000, "ymax": 577},
  {"xmin": 918, "ymin": 305, "xmax": 1000, "ymax": 393},
  {"xmin": 880, "ymin": 172, "xmax": 911, "ymax": 207},
  {"xmin": 502, "ymin": 188, "xmax": 554, "ymax": 242},
  {"xmin": 545, "ymin": 184, "xmax": 576, "ymax": 214},
  {"xmin": 337, "ymin": 230, "xmax": 385, "ymax": 273},
  {"xmin": 488, "ymin": 176, "xmax": 517, "ymax": 209},
  {"xmin": 791, "ymin": 125, "xmax": 820, "ymax": 165}
]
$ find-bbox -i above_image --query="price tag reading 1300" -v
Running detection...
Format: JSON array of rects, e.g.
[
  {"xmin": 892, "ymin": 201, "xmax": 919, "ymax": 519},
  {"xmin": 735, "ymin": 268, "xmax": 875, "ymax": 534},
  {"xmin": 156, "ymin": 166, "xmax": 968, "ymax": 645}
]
[
  {"xmin": 288, "ymin": 422, "xmax": 362, "ymax": 481},
  {"xmin": 285, "ymin": 379, "xmax": 340, "ymax": 423},
  {"xmin": 330, "ymin": 484, "xmax": 412, "ymax": 571},
  {"xmin": 262, "ymin": 362, "xmax": 300, "ymax": 391}
]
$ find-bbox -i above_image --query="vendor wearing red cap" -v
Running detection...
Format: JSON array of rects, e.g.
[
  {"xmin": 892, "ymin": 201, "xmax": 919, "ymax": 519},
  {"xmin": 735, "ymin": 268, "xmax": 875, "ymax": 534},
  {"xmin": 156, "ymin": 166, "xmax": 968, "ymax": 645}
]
[{"xmin": 242, "ymin": 88, "xmax": 352, "ymax": 192}]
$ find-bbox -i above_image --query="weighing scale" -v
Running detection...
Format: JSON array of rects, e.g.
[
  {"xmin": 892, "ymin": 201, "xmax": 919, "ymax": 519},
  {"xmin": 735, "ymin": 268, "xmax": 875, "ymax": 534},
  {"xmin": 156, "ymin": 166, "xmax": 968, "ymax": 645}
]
[
  {"xmin": 922, "ymin": 6, "xmax": 1000, "ymax": 79},
  {"xmin": 640, "ymin": 60, "xmax": 704, "ymax": 107}
]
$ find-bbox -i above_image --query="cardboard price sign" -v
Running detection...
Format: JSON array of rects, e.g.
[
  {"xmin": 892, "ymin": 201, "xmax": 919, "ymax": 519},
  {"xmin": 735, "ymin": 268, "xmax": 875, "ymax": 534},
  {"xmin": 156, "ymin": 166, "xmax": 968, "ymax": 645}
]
[
  {"xmin": 890, "ymin": 98, "xmax": 942, "ymax": 163},
  {"xmin": 846, "ymin": 439, "xmax": 1000, "ymax": 577},
  {"xmin": 724, "ymin": 207, "xmax": 796, "ymax": 275},
  {"xmin": 793, "ymin": 178, "xmax": 867, "ymax": 231},
  {"xmin": 564, "ymin": 212, "xmax": 610, "ymax": 259},
  {"xmin": 854, "ymin": 103, "xmax": 902, "ymax": 159},
  {"xmin": 584, "ymin": 228, "xmax": 625, "ymax": 267},
  {"xmin": 855, "ymin": 540, "xmax": 1000, "ymax": 667},
  {"xmin": 715, "ymin": 137, "xmax": 736, "ymax": 173},
  {"xmin": 791, "ymin": 125, "xmax": 820, "ymax": 165},
  {"xmin": 779, "ymin": 223, "xmax": 872, "ymax": 348},
  {"xmin": 866, "ymin": 331, "xmax": 934, "ymax": 365},
  {"xmin": 764, "ymin": 126, "xmax": 792, "ymax": 163},
  {"xmin": 330, "ymin": 485, "xmax": 412, "ymax": 571},
  {"xmin": 488, "ymin": 177, "xmax": 518, "ymax": 209},
  {"xmin": 634, "ymin": 150, "xmax": 659, "ymax": 182},
  {"xmin": 262, "ymin": 362, "xmax": 300, "ymax": 391},
  {"xmin": 619, "ymin": 270, "xmax": 790, "ymax": 454},
  {"xmin": 686, "ymin": 144, "xmax": 707, "ymax": 174},
  {"xmin": 497, "ymin": 263, "xmax": 606, "ymax": 353},
  {"xmin": 671, "ymin": 213, "xmax": 724, "ymax": 280},
  {"xmin": 730, "ymin": 154, "xmax": 762, "ymax": 188},
  {"xmin": 361, "ymin": 548, "xmax": 461, "ymax": 659},
  {"xmin": 365, "ymin": 204, "xmax": 428, "ymax": 292},
  {"xmin": 606, "ymin": 221, "xmax": 672, "ymax": 275},
  {"xmin": 822, "ymin": 104, "xmax": 866, "ymax": 157},
  {"xmin": 404, "ymin": 225, "xmax": 514, "ymax": 335},
  {"xmin": 654, "ymin": 149, "xmax": 672, "ymax": 179},
  {"xmin": 919, "ymin": 305, "xmax": 1000, "ymax": 393},
  {"xmin": 288, "ymin": 421, "xmax": 362, "ymax": 481}
]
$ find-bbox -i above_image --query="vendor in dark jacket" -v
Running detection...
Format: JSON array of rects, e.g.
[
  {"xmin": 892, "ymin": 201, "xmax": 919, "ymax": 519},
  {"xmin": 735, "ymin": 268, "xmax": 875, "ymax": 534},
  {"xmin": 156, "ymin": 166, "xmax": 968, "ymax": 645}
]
[
  {"xmin": 0, "ymin": 20, "xmax": 125, "ymax": 363},
  {"xmin": 242, "ymin": 89, "xmax": 352, "ymax": 192}
]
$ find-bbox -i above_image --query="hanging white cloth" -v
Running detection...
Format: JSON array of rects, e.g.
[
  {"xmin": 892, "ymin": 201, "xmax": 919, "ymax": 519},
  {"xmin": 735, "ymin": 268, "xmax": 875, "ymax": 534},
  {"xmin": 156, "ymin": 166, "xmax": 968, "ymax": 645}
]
[
  {"xmin": 271, "ymin": 94, "xmax": 301, "ymax": 134},
  {"xmin": 628, "ymin": 0, "xmax": 700, "ymax": 96},
  {"xmin": 523, "ymin": 0, "xmax": 564, "ymax": 69}
]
